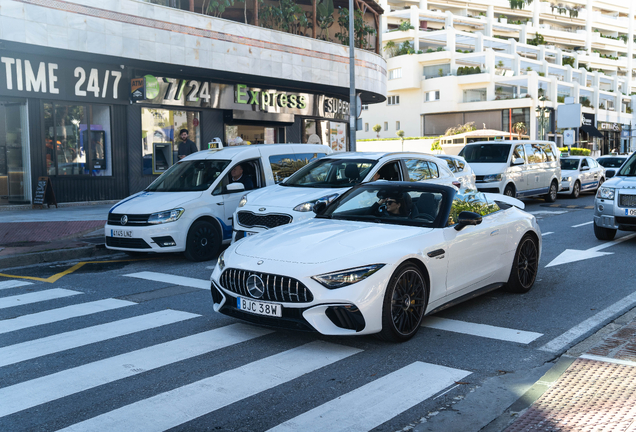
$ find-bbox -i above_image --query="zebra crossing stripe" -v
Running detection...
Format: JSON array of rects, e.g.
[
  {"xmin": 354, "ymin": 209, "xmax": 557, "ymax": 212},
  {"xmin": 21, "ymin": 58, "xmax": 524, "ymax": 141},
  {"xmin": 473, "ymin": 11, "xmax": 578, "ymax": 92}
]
[
  {"xmin": 58, "ymin": 341, "xmax": 361, "ymax": 432},
  {"xmin": 0, "ymin": 310, "xmax": 199, "ymax": 368},
  {"xmin": 421, "ymin": 317, "xmax": 543, "ymax": 344},
  {"xmin": 0, "ymin": 288, "xmax": 82, "ymax": 310},
  {"xmin": 0, "ymin": 324, "xmax": 273, "ymax": 418},
  {"xmin": 124, "ymin": 272, "xmax": 209, "ymax": 289},
  {"xmin": 0, "ymin": 299, "xmax": 135, "ymax": 335},
  {"xmin": 0, "ymin": 280, "xmax": 33, "ymax": 291},
  {"xmin": 268, "ymin": 361, "xmax": 471, "ymax": 432}
]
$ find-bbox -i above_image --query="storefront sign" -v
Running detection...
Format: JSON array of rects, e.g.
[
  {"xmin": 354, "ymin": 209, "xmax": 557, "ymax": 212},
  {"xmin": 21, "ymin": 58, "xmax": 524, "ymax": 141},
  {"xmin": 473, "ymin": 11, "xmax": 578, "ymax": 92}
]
[
  {"xmin": 582, "ymin": 113, "xmax": 595, "ymax": 127},
  {"xmin": 598, "ymin": 122, "xmax": 622, "ymax": 132},
  {"xmin": 0, "ymin": 53, "xmax": 127, "ymax": 104}
]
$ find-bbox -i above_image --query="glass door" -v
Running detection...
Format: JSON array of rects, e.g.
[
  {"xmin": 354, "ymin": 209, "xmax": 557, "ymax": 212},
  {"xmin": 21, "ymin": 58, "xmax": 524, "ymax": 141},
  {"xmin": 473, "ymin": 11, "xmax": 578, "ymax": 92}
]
[{"xmin": 0, "ymin": 100, "xmax": 30, "ymax": 205}]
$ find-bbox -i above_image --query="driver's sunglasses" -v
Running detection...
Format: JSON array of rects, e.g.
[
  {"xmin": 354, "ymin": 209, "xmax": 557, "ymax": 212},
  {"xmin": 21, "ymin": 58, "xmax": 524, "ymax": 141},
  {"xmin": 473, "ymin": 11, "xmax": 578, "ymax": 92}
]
[{"xmin": 385, "ymin": 200, "xmax": 397, "ymax": 205}]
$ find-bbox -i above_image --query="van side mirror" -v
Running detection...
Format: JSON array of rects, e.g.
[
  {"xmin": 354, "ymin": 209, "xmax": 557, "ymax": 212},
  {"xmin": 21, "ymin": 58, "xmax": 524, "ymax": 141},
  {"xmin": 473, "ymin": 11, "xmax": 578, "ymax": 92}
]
[
  {"xmin": 313, "ymin": 201, "xmax": 327, "ymax": 215},
  {"xmin": 227, "ymin": 183, "xmax": 245, "ymax": 192},
  {"xmin": 511, "ymin": 158, "xmax": 525, "ymax": 166},
  {"xmin": 455, "ymin": 211, "xmax": 482, "ymax": 231}
]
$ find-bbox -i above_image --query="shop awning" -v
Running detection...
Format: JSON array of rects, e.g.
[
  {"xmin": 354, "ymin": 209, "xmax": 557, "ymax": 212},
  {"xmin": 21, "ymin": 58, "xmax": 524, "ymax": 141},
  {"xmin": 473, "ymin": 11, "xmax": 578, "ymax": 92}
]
[{"xmin": 581, "ymin": 124, "xmax": 604, "ymax": 138}]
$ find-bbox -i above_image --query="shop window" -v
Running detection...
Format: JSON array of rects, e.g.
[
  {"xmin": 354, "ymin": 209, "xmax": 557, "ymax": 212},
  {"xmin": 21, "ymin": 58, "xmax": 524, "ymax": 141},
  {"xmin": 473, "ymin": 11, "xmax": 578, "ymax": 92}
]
[
  {"xmin": 303, "ymin": 119, "xmax": 329, "ymax": 145},
  {"xmin": 44, "ymin": 102, "xmax": 112, "ymax": 176},
  {"xmin": 226, "ymin": 125, "xmax": 277, "ymax": 145},
  {"xmin": 0, "ymin": 100, "xmax": 30, "ymax": 205},
  {"xmin": 141, "ymin": 108, "xmax": 200, "ymax": 175}
]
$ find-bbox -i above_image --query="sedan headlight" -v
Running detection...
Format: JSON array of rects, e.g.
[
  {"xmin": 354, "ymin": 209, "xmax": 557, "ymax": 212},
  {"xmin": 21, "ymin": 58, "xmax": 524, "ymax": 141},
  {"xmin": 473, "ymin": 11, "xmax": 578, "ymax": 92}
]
[
  {"xmin": 562, "ymin": 176, "xmax": 571, "ymax": 182},
  {"xmin": 217, "ymin": 250, "xmax": 226, "ymax": 272},
  {"xmin": 147, "ymin": 208, "xmax": 184, "ymax": 224},
  {"xmin": 293, "ymin": 194, "xmax": 339, "ymax": 212},
  {"xmin": 482, "ymin": 174, "xmax": 503, "ymax": 183},
  {"xmin": 597, "ymin": 187, "xmax": 615, "ymax": 200},
  {"xmin": 238, "ymin": 195, "xmax": 248, "ymax": 207},
  {"xmin": 312, "ymin": 264, "xmax": 384, "ymax": 289}
]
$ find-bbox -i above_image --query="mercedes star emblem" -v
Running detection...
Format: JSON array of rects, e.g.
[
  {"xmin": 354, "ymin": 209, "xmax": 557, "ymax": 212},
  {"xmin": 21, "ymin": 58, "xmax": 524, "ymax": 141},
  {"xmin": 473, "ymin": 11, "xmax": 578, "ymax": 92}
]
[
  {"xmin": 120, "ymin": 215, "xmax": 128, "ymax": 226},
  {"xmin": 246, "ymin": 274, "xmax": 266, "ymax": 299}
]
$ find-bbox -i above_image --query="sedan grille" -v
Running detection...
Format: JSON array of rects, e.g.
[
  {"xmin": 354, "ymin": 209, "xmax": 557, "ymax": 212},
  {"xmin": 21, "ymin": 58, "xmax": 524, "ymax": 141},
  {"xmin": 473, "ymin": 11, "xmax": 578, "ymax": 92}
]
[
  {"xmin": 219, "ymin": 268, "xmax": 313, "ymax": 303},
  {"xmin": 619, "ymin": 195, "xmax": 636, "ymax": 208},
  {"xmin": 237, "ymin": 211, "xmax": 292, "ymax": 229},
  {"xmin": 107, "ymin": 213, "xmax": 151, "ymax": 226}
]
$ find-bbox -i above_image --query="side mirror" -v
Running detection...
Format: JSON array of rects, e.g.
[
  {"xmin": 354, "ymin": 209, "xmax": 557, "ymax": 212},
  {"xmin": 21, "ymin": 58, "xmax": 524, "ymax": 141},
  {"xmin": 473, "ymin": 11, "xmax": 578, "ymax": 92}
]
[
  {"xmin": 455, "ymin": 211, "xmax": 482, "ymax": 231},
  {"xmin": 511, "ymin": 158, "xmax": 525, "ymax": 166},
  {"xmin": 227, "ymin": 182, "xmax": 245, "ymax": 192},
  {"xmin": 313, "ymin": 201, "xmax": 327, "ymax": 215},
  {"xmin": 606, "ymin": 170, "xmax": 615, "ymax": 178},
  {"xmin": 580, "ymin": 166, "xmax": 590, "ymax": 171}
]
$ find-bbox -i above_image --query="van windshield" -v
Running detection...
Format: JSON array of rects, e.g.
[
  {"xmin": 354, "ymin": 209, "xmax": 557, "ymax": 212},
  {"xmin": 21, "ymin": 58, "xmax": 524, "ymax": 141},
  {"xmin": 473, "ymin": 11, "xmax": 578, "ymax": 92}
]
[
  {"xmin": 146, "ymin": 160, "xmax": 230, "ymax": 192},
  {"xmin": 461, "ymin": 144, "xmax": 511, "ymax": 163},
  {"xmin": 283, "ymin": 158, "xmax": 377, "ymax": 188}
]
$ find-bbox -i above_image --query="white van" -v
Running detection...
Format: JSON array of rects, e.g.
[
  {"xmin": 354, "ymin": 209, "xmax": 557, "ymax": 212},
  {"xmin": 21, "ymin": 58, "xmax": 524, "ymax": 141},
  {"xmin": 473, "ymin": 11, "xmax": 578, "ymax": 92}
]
[
  {"xmin": 105, "ymin": 144, "xmax": 331, "ymax": 261},
  {"xmin": 459, "ymin": 140, "xmax": 561, "ymax": 201}
]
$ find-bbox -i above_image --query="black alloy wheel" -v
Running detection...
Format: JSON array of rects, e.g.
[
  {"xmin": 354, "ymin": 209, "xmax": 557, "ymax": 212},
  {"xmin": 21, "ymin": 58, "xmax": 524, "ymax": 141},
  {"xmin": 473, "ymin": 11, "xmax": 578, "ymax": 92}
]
[
  {"xmin": 504, "ymin": 235, "xmax": 538, "ymax": 293},
  {"xmin": 378, "ymin": 264, "xmax": 427, "ymax": 342},
  {"xmin": 504, "ymin": 185, "xmax": 515, "ymax": 197},
  {"xmin": 570, "ymin": 181, "xmax": 580, "ymax": 199},
  {"xmin": 184, "ymin": 220, "xmax": 221, "ymax": 261},
  {"xmin": 545, "ymin": 181, "xmax": 558, "ymax": 202}
]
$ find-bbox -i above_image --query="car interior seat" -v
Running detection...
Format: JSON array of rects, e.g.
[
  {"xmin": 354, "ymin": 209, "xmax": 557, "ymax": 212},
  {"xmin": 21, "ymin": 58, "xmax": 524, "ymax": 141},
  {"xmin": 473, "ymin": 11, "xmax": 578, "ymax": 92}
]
[
  {"xmin": 415, "ymin": 193, "xmax": 438, "ymax": 218},
  {"xmin": 344, "ymin": 164, "xmax": 360, "ymax": 183}
]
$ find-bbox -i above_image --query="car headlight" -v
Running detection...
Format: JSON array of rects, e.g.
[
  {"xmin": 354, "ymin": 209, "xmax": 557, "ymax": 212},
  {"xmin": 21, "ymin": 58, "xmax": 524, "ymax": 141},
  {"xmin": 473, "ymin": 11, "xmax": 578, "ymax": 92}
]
[
  {"xmin": 562, "ymin": 176, "xmax": 571, "ymax": 182},
  {"xmin": 217, "ymin": 250, "xmax": 226, "ymax": 272},
  {"xmin": 482, "ymin": 174, "xmax": 503, "ymax": 182},
  {"xmin": 238, "ymin": 195, "xmax": 248, "ymax": 208},
  {"xmin": 597, "ymin": 187, "xmax": 615, "ymax": 200},
  {"xmin": 293, "ymin": 193, "xmax": 339, "ymax": 212},
  {"xmin": 147, "ymin": 208, "xmax": 184, "ymax": 224},
  {"xmin": 312, "ymin": 264, "xmax": 384, "ymax": 289}
]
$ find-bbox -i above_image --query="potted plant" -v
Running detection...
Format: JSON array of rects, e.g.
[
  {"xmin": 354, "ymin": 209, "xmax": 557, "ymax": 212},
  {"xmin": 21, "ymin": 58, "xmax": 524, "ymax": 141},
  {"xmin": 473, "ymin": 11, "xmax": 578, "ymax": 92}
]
[{"xmin": 439, "ymin": 68, "xmax": 444, "ymax": 77}]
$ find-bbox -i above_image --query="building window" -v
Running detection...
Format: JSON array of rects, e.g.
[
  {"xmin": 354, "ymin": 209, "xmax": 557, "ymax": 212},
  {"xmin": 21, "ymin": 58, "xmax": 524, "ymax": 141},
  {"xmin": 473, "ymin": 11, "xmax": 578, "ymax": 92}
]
[
  {"xmin": 384, "ymin": 122, "xmax": 388, "ymax": 131},
  {"xmin": 423, "ymin": 64, "xmax": 450, "ymax": 79},
  {"xmin": 463, "ymin": 89, "xmax": 487, "ymax": 103},
  {"xmin": 362, "ymin": 104, "xmax": 369, "ymax": 110},
  {"xmin": 365, "ymin": 123, "xmax": 369, "ymax": 132},
  {"xmin": 396, "ymin": 121, "xmax": 401, "ymax": 130},
  {"xmin": 44, "ymin": 102, "xmax": 112, "ymax": 176},
  {"xmin": 425, "ymin": 91, "xmax": 440, "ymax": 102},
  {"xmin": 388, "ymin": 68, "xmax": 402, "ymax": 80},
  {"xmin": 387, "ymin": 95, "xmax": 400, "ymax": 105}
]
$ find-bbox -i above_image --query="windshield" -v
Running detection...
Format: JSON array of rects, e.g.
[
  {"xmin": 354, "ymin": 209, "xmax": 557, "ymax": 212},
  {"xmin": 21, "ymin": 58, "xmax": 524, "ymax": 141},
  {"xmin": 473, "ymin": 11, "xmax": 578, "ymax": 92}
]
[
  {"xmin": 283, "ymin": 158, "xmax": 377, "ymax": 188},
  {"xmin": 461, "ymin": 144, "xmax": 511, "ymax": 163},
  {"xmin": 618, "ymin": 154, "xmax": 636, "ymax": 177},
  {"xmin": 322, "ymin": 185, "xmax": 446, "ymax": 227},
  {"xmin": 598, "ymin": 157, "xmax": 626, "ymax": 168},
  {"xmin": 560, "ymin": 159, "xmax": 580, "ymax": 171},
  {"xmin": 146, "ymin": 160, "xmax": 230, "ymax": 192}
]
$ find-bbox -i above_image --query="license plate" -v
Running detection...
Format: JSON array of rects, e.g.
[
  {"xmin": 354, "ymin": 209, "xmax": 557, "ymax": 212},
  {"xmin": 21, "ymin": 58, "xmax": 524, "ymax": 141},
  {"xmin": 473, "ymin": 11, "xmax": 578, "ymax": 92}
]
[
  {"xmin": 237, "ymin": 297, "xmax": 282, "ymax": 317},
  {"xmin": 626, "ymin": 209, "xmax": 636, "ymax": 216},
  {"xmin": 111, "ymin": 229, "xmax": 133, "ymax": 238}
]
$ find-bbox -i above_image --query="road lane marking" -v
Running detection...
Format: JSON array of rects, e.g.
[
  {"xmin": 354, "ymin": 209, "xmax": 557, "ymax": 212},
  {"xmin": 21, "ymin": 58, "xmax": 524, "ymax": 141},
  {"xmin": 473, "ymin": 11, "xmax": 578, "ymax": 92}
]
[
  {"xmin": 0, "ymin": 288, "xmax": 82, "ymax": 310},
  {"xmin": 0, "ymin": 324, "xmax": 273, "ymax": 418},
  {"xmin": 422, "ymin": 317, "xmax": 542, "ymax": 344},
  {"xmin": 572, "ymin": 221, "xmax": 593, "ymax": 228},
  {"xmin": 541, "ymin": 232, "xmax": 554, "ymax": 236},
  {"xmin": 0, "ymin": 299, "xmax": 135, "ymax": 335},
  {"xmin": 0, "ymin": 310, "xmax": 199, "ymax": 368},
  {"xmin": 58, "ymin": 341, "xmax": 361, "ymax": 432},
  {"xmin": 124, "ymin": 272, "xmax": 209, "ymax": 289},
  {"xmin": 529, "ymin": 210, "xmax": 569, "ymax": 216},
  {"xmin": 267, "ymin": 362, "xmax": 470, "ymax": 432},
  {"xmin": 546, "ymin": 232, "xmax": 636, "ymax": 267},
  {"xmin": 0, "ymin": 280, "xmax": 33, "ymax": 290},
  {"xmin": 539, "ymin": 290, "xmax": 636, "ymax": 353}
]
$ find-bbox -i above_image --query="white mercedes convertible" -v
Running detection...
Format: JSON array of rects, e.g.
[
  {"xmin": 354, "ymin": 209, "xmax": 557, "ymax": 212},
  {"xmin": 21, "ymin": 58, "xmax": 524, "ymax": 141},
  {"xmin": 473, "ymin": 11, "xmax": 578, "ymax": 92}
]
[{"xmin": 210, "ymin": 182, "xmax": 541, "ymax": 342}]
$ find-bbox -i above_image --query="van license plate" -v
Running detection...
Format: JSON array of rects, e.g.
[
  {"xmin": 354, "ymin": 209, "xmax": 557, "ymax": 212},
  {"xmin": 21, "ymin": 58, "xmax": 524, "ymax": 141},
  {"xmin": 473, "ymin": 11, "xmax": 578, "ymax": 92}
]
[
  {"xmin": 626, "ymin": 209, "xmax": 636, "ymax": 216},
  {"xmin": 237, "ymin": 297, "xmax": 282, "ymax": 317},
  {"xmin": 112, "ymin": 229, "xmax": 133, "ymax": 238}
]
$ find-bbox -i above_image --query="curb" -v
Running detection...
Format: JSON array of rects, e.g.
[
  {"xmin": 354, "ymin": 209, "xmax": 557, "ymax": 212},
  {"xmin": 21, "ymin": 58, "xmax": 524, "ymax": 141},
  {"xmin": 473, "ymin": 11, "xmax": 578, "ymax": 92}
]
[{"xmin": 0, "ymin": 244, "xmax": 118, "ymax": 271}]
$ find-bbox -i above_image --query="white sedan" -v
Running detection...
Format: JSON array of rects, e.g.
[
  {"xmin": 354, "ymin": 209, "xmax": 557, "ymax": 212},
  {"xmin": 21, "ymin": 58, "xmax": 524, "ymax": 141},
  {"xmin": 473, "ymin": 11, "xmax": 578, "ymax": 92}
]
[
  {"xmin": 559, "ymin": 156, "xmax": 605, "ymax": 198},
  {"xmin": 210, "ymin": 182, "xmax": 541, "ymax": 342},
  {"xmin": 435, "ymin": 154, "xmax": 477, "ymax": 189}
]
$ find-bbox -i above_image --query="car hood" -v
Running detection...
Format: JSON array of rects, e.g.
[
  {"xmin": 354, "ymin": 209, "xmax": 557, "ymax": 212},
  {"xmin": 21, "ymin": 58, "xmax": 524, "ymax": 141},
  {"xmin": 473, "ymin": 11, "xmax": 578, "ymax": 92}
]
[
  {"xmin": 109, "ymin": 191, "xmax": 203, "ymax": 214},
  {"xmin": 603, "ymin": 176, "xmax": 636, "ymax": 189},
  {"xmin": 234, "ymin": 219, "xmax": 429, "ymax": 264},
  {"xmin": 468, "ymin": 162, "xmax": 510, "ymax": 176},
  {"xmin": 244, "ymin": 184, "xmax": 349, "ymax": 208}
]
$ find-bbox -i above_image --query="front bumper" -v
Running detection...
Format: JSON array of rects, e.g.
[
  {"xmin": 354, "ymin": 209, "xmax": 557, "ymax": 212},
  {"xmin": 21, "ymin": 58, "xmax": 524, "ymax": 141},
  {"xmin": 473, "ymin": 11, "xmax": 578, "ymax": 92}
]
[
  {"xmin": 104, "ymin": 223, "xmax": 186, "ymax": 252},
  {"xmin": 594, "ymin": 195, "xmax": 636, "ymax": 231},
  {"xmin": 559, "ymin": 180, "xmax": 571, "ymax": 192},
  {"xmin": 476, "ymin": 181, "xmax": 503, "ymax": 194}
]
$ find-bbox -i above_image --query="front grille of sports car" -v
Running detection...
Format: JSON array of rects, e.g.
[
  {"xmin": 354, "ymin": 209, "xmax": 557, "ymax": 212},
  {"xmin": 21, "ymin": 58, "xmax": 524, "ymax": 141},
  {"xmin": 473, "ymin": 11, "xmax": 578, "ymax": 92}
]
[
  {"xmin": 107, "ymin": 213, "xmax": 151, "ymax": 226},
  {"xmin": 105, "ymin": 237, "xmax": 151, "ymax": 249},
  {"xmin": 619, "ymin": 195, "xmax": 636, "ymax": 208},
  {"xmin": 236, "ymin": 211, "xmax": 292, "ymax": 229},
  {"xmin": 219, "ymin": 268, "xmax": 314, "ymax": 303}
]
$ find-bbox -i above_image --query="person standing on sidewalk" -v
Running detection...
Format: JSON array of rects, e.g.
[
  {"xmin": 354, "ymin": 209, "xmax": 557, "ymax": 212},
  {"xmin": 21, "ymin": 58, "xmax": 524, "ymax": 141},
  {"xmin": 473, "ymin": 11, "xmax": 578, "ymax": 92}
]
[{"xmin": 177, "ymin": 129, "xmax": 198, "ymax": 160}]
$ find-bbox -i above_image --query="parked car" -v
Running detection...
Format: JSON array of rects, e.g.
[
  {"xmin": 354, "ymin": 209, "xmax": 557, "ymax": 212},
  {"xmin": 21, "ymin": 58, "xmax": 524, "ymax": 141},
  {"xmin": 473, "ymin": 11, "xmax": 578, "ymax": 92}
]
[
  {"xmin": 232, "ymin": 152, "xmax": 460, "ymax": 241},
  {"xmin": 596, "ymin": 155, "xmax": 629, "ymax": 179},
  {"xmin": 459, "ymin": 140, "xmax": 561, "ymax": 202},
  {"xmin": 104, "ymin": 144, "xmax": 331, "ymax": 261},
  {"xmin": 559, "ymin": 156, "xmax": 605, "ymax": 198},
  {"xmin": 211, "ymin": 182, "xmax": 541, "ymax": 342},
  {"xmin": 436, "ymin": 154, "xmax": 477, "ymax": 190},
  {"xmin": 594, "ymin": 152, "xmax": 636, "ymax": 240}
]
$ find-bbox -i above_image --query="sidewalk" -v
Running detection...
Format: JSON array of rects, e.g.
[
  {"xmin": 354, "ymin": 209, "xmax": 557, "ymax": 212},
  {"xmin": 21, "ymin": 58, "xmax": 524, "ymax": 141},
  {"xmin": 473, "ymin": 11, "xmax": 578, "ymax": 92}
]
[{"xmin": 0, "ymin": 202, "xmax": 118, "ymax": 270}]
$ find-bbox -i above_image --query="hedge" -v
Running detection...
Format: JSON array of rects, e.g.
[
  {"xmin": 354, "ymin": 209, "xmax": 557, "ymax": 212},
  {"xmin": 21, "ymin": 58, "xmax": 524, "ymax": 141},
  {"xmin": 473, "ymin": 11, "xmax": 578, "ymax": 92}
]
[{"xmin": 559, "ymin": 147, "xmax": 591, "ymax": 156}]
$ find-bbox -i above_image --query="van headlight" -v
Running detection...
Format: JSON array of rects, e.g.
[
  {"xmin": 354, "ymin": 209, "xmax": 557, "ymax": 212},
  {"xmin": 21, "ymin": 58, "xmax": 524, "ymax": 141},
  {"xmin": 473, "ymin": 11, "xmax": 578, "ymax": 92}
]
[
  {"xmin": 597, "ymin": 187, "xmax": 615, "ymax": 200},
  {"xmin": 312, "ymin": 264, "xmax": 384, "ymax": 289},
  {"xmin": 147, "ymin": 208, "xmax": 184, "ymax": 224},
  {"xmin": 562, "ymin": 176, "xmax": 571, "ymax": 182},
  {"xmin": 482, "ymin": 174, "xmax": 503, "ymax": 183},
  {"xmin": 238, "ymin": 195, "xmax": 248, "ymax": 207},
  {"xmin": 293, "ymin": 193, "xmax": 339, "ymax": 212}
]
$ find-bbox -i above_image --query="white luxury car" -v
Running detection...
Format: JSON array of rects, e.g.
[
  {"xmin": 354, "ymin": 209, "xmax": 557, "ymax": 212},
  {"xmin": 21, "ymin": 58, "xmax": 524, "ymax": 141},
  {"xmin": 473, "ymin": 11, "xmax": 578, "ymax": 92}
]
[
  {"xmin": 435, "ymin": 154, "xmax": 477, "ymax": 190},
  {"xmin": 211, "ymin": 182, "xmax": 541, "ymax": 342},
  {"xmin": 559, "ymin": 156, "xmax": 605, "ymax": 198},
  {"xmin": 232, "ymin": 152, "xmax": 461, "ymax": 241}
]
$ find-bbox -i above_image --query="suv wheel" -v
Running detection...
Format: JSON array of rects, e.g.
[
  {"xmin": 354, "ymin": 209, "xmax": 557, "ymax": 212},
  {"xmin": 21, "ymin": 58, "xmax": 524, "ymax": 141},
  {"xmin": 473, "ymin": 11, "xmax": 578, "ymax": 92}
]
[
  {"xmin": 503, "ymin": 184, "xmax": 515, "ymax": 197},
  {"xmin": 594, "ymin": 220, "xmax": 616, "ymax": 241},
  {"xmin": 544, "ymin": 181, "xmax": 558, "ymax": 202}
]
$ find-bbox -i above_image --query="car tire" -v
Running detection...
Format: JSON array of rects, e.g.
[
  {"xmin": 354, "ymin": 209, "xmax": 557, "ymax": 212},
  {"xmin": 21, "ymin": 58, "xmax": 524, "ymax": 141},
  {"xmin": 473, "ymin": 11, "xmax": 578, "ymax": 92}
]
[
  {"xmin": 504, "ymin": 184, "xmax": 515, "ymax": 197},
  {"xmin": 504, "ymin": 234, "xmax": 539, "ymax": 294},
  {"xmin": 570, "ymin": 181, "xmax": 580, "ymax": 199},
  {"xmin": 544, "ymin": 181, "xmax": 558, "ymax": 202},
  {"xmin": 184, "ymin": 220, "xmax": 221, "ymax": 262},
  {"xmin": 594, "ymin": 220, "xmax": 616, "ymax": 241},
  {"xmin": 377, "ymin": 263, "xmax": 428, "ymax": 343}
]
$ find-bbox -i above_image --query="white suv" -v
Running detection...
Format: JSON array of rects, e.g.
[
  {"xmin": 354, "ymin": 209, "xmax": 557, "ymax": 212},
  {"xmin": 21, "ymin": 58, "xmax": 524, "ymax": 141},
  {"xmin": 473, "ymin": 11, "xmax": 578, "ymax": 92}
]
[
  {"xmin": 594, "ymin": 152, "xmax": 636, "ymax": 240},
  {"xmin": 233, "ymin": 152, "xmax": 459, "ymax": 240}
]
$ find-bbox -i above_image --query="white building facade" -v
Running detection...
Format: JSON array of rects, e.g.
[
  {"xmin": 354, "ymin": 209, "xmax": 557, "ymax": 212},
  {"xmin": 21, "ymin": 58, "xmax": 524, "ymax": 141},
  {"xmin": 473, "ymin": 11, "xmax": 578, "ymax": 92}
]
[{"xmin": 359, "ymin": 0, "xmax": 636, "ymax": 155}]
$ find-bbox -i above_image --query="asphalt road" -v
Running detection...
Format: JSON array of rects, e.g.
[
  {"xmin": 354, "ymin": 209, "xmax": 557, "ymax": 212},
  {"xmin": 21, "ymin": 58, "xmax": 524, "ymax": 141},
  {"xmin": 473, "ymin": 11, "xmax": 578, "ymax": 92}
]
[{"xmin": 1, "ymin": 190, "xmax": 635, "ymax": 432}]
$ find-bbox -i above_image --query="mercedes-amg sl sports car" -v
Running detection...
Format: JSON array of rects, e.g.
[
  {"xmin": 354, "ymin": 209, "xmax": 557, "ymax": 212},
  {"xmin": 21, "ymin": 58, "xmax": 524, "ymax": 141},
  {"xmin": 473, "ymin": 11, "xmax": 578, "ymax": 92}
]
[{"xmin": 210, "ymin": 182, "xmax": 541, "ymax": 342}]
